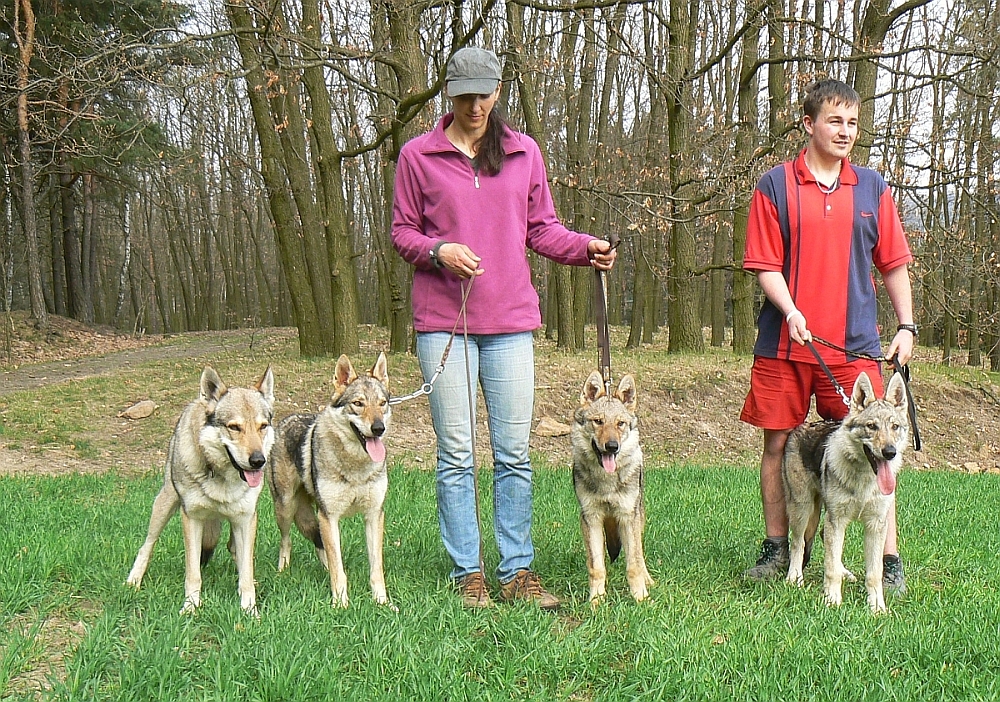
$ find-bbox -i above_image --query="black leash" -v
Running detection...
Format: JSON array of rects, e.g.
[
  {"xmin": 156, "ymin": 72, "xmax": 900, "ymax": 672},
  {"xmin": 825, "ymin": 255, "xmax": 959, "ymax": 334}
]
[
  {"xmin": 593, "ymin": 233, "xmax": 620, "ymax": 395},
  {"xmin": 807, "ymin": 335, "xmax": 921, "ymax": 451}
]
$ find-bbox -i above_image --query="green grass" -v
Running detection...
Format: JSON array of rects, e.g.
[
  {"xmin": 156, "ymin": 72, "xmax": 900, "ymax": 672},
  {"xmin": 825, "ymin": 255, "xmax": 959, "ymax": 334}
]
[{"xmin": 2, "ymin": 462, "xmax": 1000, "ymax": 701}]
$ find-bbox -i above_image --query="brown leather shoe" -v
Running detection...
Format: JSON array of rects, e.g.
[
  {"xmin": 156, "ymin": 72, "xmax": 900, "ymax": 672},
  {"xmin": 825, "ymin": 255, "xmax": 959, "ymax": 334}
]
[
  {"xmin": 499, "ymin": 570, "xmax": 560, "ymax": 610},
  {"xmin": 456, "ymin": 572, "xmax": 492, "ymax": 609}
]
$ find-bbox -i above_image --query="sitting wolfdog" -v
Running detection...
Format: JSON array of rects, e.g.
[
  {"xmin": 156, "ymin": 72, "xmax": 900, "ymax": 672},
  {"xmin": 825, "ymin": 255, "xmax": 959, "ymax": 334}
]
[{"xmin": 783, "ymin": 371, "xmax": 909, "ymax": 613}]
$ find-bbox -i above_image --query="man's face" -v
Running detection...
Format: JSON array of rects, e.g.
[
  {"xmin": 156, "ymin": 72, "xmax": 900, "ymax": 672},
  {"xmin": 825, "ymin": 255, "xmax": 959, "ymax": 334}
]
[{"xmin": 803, "ymin": 100, "xmax": 859, "ymax": 163}]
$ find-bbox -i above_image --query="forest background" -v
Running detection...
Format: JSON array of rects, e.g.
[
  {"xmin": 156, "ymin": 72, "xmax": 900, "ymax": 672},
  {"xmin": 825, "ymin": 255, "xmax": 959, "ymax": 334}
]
[{"xmin": 0, "ymin": 0, "xmax": 996, "ymax": 365}]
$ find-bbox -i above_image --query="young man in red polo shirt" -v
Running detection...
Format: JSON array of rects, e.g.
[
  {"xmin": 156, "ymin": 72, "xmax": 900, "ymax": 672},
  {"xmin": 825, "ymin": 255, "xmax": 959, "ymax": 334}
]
[{"xmin": 740, "ymin": 79, "xmax": 916, "ymax": 592}]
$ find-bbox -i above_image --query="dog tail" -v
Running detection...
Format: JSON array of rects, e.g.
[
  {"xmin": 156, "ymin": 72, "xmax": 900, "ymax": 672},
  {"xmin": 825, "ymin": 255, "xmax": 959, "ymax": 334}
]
[{"xmin": 605, "ymin": 517, "xmax": 621, "ymax": 562}]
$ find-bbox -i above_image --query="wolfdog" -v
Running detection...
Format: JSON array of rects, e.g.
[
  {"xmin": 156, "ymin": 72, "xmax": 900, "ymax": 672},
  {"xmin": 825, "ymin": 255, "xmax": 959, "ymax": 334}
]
[
  {"xmin": 269, "ymin": 353, "xmax": 392, "ymax": 608},
  {"xmin": 571, "ymin": 371, "xmax": 654, "ymax": 603},
  {"xmin": 783, "ymin": 371, "xmax": 909, "ymax": 613},
  {"xmin": 126, "ymin": 366, "xmax": 275, "ymax": 616}
]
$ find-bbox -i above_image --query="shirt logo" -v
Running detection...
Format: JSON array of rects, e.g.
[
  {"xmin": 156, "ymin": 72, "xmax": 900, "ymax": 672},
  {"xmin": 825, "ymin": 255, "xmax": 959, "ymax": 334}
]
[{"xmin": 861, "ymin": 211, "xmax": 874, "ymax": 218}]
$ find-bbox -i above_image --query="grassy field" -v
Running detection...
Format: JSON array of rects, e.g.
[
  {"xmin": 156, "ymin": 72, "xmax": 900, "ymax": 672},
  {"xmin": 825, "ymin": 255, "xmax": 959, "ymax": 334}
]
[
  {"xmin": 2, "ymin": 461, "xmax": 1000, "ymax": 700},
  {"xmin": 3, "ymin": 330, "xmax": 1000, "ymax": 700}
]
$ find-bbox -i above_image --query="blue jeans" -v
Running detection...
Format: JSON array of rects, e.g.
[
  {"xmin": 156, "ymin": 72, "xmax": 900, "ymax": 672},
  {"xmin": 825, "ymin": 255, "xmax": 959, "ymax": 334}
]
[{"xmin": 417, "ymin": 331, "xmax": 535, "ymax": 583}]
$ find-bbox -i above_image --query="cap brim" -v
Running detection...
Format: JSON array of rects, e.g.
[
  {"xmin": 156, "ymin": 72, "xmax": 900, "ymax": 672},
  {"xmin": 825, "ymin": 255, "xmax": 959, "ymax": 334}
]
[{"xmin": 446, "ymin": 79, "xmax": 500, "ymax": 97}]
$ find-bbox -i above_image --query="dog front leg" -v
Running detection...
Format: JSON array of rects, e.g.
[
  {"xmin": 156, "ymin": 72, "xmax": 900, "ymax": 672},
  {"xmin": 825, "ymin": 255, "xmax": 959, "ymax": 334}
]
[
  {"xmin": 126, "ymin": 482, "xmax": 179, "ymax": 589},
  {"xmin": 231, "ymin": 512, "xmax": 259, "ymax": 616},
  {"xmin": 364, "ymin": 508, "xmax": 391, "ymax": 607},
  {"xmin": 864, "ymin": 516, "xmax": 889, "ymax": 614},
  {"xmin": 181, "ymin": 512, "xmax": 205, "ymax": 614},
  {"xmin": 785, "ymin": 500, "xmax": 814, "ymax": 587},
  {"xmin": 620, "ymin": 517, "xmax": 651, "ymax": 602},
  {"xmin": 581, "ymin": 512, "xmax": 607, "ymax": 604},
  {"xmin": 822, "ymin": 515, "xmax": 848, "ymax": 607},
  {"xmin": 273, "ymin": 493, "xmax": 296, "ymax": 573},
  {"xmin": 318, "ymin": 511, "xmax": 348, "ymax": 607}
]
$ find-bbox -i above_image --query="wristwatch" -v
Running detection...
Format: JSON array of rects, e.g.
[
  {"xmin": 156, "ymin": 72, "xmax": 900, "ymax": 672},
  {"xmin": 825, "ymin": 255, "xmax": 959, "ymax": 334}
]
[
  {"xmin": 897, "ymin": 323, "xmax": 918, "ymax": 336},
  {"xmin": 429, "ymin": 241, "xmax": 446, "ymax": 269}
]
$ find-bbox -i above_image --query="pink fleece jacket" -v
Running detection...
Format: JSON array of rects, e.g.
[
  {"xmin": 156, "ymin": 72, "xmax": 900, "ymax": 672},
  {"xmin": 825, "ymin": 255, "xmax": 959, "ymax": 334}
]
[{"xmin": 391, "ymin": 114, "xmax": 595, "ymax": 334}]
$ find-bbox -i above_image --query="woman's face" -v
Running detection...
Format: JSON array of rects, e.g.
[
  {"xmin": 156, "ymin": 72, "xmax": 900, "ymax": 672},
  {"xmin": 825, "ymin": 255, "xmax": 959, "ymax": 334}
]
[{"xmin": 449, "ymin": 84, "xmax": 501, "ymax": 134}]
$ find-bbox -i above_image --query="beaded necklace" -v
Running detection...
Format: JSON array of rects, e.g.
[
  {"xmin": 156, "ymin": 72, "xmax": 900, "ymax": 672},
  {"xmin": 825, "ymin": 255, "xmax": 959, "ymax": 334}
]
[{"xmin": 817, "ymin": 177, "xmax": 840, "ymax": 195}]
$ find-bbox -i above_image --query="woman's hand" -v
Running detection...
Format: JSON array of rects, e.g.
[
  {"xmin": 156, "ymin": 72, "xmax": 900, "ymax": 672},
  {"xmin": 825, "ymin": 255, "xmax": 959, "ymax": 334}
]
[
  {"xmin": 438, "ymin": 243, "xmax": 484, "ymax": 279},
  {"xmin": 588, "ymin": 239, "xmax": 617, "ymax": 271}
]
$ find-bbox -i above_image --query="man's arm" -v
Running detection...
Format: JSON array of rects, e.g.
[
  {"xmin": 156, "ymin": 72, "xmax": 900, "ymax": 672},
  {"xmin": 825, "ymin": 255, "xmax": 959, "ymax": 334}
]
[
  {"xmin": 883, "ymin": 264, "xmax": 915, "ymax": 364},
  {"xmin": 757, "ymin": 270, "xmax": 810, "ymax": 346}
]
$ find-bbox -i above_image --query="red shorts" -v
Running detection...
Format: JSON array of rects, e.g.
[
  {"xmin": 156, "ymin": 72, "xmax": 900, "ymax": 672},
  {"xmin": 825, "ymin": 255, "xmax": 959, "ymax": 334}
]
[{"xmin": 740, "ymin": 356, "xmax": 883, "ymax": 430}]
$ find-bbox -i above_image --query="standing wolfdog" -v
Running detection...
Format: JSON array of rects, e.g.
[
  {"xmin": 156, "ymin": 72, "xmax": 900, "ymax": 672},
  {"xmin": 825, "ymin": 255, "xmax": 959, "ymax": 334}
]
[
  {"xmin": 783, "ymin": 371, "xmax": 909, "ymax": 613},
  {"xmin": 269, "ymin": 353, "xmax": 392, "ymax": 608},
  {"xmin": 126, "ymin": 366, "xmax": 275, "ymax": 616},
  {"xmin": 571, "ymin": 371, "xmax": 654, "ymax": 603}
]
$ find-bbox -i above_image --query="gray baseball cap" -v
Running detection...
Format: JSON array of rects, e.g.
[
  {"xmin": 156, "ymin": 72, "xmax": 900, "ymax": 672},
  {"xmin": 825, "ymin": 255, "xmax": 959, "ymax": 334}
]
[{"xmin": 445, "ymin": 47, "xmax": 501, "ymax": 97}]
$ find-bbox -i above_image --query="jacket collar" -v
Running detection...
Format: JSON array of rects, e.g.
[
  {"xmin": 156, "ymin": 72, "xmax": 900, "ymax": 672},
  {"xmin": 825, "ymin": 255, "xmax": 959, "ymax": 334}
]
[{"xmin": 418, "ymin": 114, "xmax": 527, "ymax": 157}]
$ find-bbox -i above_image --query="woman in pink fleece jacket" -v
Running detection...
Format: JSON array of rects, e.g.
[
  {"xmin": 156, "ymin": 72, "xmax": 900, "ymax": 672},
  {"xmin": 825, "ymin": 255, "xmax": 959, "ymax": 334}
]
[{"xmin": 391, "ymin": 47, "xmax": 616, "ymax": 610}]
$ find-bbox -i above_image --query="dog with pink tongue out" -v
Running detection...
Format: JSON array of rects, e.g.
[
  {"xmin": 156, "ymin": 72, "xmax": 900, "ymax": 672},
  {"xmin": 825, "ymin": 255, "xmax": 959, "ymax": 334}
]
[
  {"xmin": 783, "ymin": 371, "xmax": 910, "ymax": 614},
  {"xmin": 571, "ymin": 371, "xmax": 654, "ymax": 605},
  {"xmin": 270, "ymin": 353, "xmax": 394, "ymax": 609}
]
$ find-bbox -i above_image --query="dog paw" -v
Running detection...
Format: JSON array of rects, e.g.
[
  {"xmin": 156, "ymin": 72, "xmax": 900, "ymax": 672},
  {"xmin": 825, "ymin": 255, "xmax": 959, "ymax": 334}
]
[
  {"xmin": 276, "ymin": 556, "xmax": 290, "ymax": 572},
  {"xmin": 869, "ymin": 593, "xmax": 888, "ymax": 614},
  {"xmin": 786, "ymin": 572, "xmax": 805, "ymax": 587},
  {"xmin": 842, "ymin": 568, "xmax": 857, "ymax": 583},
  {"xmin": 332, "ymin": 592, "xmax": 349, "ymax": 609},
  {"xmin": 629, "ymin": 583, "xmax": 650, "ymax": 602},
  {"xmin": 180, "ymin": 597, "xmax": 200, "ymax": 616},
  {"xmin": 124, "ymin": 576, "xmax": 141, "ymax": 590},
  {"xmin": 823, "ymin": 590, "xmax": 843, "ymax": 607}
]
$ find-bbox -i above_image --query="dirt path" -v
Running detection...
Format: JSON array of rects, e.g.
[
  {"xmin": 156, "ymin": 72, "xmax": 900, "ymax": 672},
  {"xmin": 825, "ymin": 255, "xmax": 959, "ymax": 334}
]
[{"xmin": 0, "ymin": 335, "xmax": 234, "ymax": 396}]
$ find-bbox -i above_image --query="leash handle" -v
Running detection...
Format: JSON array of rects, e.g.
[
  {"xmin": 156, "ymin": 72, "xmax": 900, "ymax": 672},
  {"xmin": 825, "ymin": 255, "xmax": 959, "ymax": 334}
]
[{"xmin": 594, "ymin": 233, "xmax": 619, "ymax": 396}]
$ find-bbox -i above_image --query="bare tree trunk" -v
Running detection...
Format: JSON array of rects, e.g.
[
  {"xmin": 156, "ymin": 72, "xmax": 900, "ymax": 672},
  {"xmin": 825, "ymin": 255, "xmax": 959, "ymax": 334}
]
[
  {"xmin": 666, "ymin": 0, "xmax": 704, "ymax": 352},
  {"xmin": 226, "ymin": 0, "xmax": 325, "ymax": 356},
  {"xmin": 377, "ymin": 0, "xmax": 426, "ymax": 353},
  {"xmin": 114, "ymin": 195, "xmax": 132, "ymax": 325},
  {"xmin": 301, "ymin": 0, "xmax": 360, "ymax": 355},
  {"xmin": 732, "ymin": 3, "xmax": 763, "ymax": 354},
  {"xmin": 14, "ymin": 0, "xmax": 46, "ymax": 326},
  {"xmin": 48, "ymin": 175, "xmax": 65, "ymax": 315}
]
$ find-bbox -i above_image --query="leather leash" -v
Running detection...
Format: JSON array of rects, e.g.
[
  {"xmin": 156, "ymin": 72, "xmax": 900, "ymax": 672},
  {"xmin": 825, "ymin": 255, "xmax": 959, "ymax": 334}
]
[
  {"xmin": 806, "ymin": 334, "xmax": 921, "ymax": 451},
  {"xmin": 594, "ymin": 233, "xmax": 620, "ymax": 395}
]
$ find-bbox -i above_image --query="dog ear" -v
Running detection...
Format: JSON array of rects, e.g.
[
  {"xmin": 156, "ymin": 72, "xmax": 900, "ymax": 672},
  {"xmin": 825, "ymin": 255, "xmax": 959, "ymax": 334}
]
[
  {"xmin": 616, "ymin": 374, "xmax": 638, "ymax": 413},
  {"xmin": 580, "ymin": 371, "xmax": 605, "ymax": 405},
  {"xmin": 333, "ymin": 355, "xmax": 358, "ymax": 400},
  {"xmin": 850, "ymin": 371, "xmax": 876, "ymax": 410},
  {"xmin": 885, "ymin": 371, "xmax": 907, "ymax": 410},
  {"xmin": 256, "ymin": 366, "xmax": 275, "ymax": 405},
  {"xmin": 200, "ymin": 366, "xmax": 227, "ymax": 404},
  {"xmin": 370, "ymin": 351, "xmax": 389, "ymax": 391}
]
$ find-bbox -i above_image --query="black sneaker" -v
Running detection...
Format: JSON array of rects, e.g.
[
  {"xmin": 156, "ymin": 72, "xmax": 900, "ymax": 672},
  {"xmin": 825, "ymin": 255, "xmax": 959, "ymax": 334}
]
[
  {"xmin": 743, "ymin": 537, "xmax": 789, "ymax": 581},
  {"xmin": 882, "ymin": 554, "xmax": 906, "ymax": 595}
]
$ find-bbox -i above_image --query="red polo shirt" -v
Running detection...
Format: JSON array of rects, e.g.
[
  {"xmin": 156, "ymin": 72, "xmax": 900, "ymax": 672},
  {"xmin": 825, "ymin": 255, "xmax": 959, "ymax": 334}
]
[{"xmin": 744, "ymin": 150, "xmax": 912, "ymax": 365}]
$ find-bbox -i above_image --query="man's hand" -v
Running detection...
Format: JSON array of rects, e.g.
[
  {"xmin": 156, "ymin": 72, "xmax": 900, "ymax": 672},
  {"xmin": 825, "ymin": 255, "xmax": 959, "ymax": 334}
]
[
  {"xmin": 887, "ymin": 329, "xmax": 914, "ymax": 365},
  {"xmin": 786, "ymin": 309, "xmax": 812, "ymax": 346}
]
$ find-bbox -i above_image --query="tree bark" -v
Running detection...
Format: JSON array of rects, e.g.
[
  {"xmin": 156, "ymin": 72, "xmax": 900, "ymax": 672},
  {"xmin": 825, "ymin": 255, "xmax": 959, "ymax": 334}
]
[
  {"xmin": 13, "ymin": 0, "xmax": 46, "ymax": 326},
  {"xmin": 226, "ymin": 0, "xmax": 325, "ymax": 356}
]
